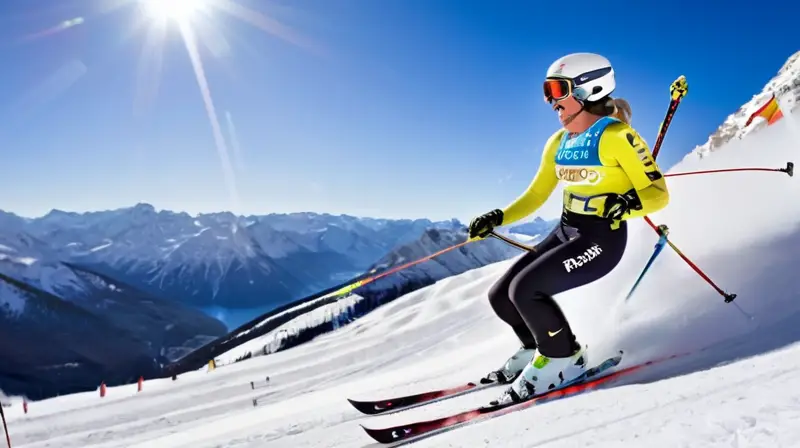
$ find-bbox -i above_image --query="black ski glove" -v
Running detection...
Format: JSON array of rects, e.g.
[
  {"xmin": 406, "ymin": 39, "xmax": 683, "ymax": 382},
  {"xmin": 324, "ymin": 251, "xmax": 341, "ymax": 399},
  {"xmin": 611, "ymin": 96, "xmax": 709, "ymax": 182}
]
[
  {"xmin": 468, "ymin": 209, "xmax": 504, "ymax": 239},
  {"xmin": 602, "ymin": 189, "xmax": 642, "ymax": 220}
]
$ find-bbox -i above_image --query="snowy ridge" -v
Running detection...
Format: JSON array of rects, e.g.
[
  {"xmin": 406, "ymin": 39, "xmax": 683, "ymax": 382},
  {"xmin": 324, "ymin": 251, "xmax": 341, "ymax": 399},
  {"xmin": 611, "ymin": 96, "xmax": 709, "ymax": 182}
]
[
  {"xmin": 502, "ymin": 216, "xmax": 556, "ymax": 241},
  {"xmin": 0, "ymin": 231, "xmax": 90, "ymax": 311},
  {"xmin": 690, "ymin": 50, "xmax": 800, "ymax": 159}
]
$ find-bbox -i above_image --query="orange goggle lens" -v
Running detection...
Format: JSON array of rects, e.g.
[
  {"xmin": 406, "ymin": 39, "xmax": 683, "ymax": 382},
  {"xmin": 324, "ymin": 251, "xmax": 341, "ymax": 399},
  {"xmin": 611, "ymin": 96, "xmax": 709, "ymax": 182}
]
[{"xmin": 543, "ymin": 79, "xmax": 572, "ymax": 103}]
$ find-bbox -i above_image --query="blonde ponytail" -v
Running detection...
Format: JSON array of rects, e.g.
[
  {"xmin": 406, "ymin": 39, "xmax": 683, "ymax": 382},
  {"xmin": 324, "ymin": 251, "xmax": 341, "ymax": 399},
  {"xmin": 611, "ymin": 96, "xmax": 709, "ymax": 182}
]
[
  {"xmin": 610, "ymin": 98, "xmax": 632, "ymax": 124},
  {"xmin": 585, "ymin": 97, "xmax": 633, "ymax": 124}
]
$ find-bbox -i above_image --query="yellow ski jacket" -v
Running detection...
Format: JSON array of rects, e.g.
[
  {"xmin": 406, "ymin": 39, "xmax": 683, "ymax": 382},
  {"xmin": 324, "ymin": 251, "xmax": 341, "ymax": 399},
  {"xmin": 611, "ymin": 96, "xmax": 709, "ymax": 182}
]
[{"xmin": 501, "ymin": 116, "xmax": 669, "ymax": 226}]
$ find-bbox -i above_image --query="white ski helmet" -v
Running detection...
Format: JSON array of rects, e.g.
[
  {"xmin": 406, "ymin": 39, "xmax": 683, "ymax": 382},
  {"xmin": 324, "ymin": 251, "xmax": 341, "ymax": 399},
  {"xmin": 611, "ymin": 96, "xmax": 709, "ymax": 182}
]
[{"xmin": 545, "ymin": 53, "xmax": 615, "ymax": 103}]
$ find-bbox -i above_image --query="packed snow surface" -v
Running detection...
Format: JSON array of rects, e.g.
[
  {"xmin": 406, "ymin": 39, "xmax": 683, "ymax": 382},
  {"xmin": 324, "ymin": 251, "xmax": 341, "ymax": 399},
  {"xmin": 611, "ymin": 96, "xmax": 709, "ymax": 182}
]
[{"xmin": 4, "ymin": 117, "xmax": 800, "ymax": 448}]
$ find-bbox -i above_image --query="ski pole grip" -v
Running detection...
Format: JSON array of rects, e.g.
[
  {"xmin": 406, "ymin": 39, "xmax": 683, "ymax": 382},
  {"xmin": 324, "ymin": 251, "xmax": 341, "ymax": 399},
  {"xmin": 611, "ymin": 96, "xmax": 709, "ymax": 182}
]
[
  {"xmin": 670, "ymin": 75, "xmax": 688, "ymax": 100},
  {"xmin": 785, "ymin": 162, "xmax": 794, "ymax": 177}
]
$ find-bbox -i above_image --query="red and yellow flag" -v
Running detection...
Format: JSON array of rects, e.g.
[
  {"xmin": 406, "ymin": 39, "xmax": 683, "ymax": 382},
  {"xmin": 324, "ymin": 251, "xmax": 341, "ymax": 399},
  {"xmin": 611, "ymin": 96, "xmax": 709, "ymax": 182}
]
[{"xmin": 746, "ymin": 94, "xmax": 784, "ymax": 127}]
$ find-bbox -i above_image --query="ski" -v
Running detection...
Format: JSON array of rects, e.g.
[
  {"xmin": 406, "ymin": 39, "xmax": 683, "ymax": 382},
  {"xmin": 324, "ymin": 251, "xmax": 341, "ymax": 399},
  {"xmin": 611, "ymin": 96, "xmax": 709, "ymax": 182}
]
[
  {"xmin": 361, "ymin": 351, "xmax": 680, "ymax": 445},
  {"xmin": 347, "ymin": 379, "xmax": 502, "ymax": 416}
]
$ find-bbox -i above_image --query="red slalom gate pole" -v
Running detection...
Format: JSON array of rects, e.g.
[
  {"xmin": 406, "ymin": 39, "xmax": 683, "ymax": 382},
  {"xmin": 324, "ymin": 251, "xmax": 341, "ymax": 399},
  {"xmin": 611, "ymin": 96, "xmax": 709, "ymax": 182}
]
[
  {"xmin": 666, "ymin": 162, "xmax": 793, "ymax": 179},
  {"xmin": 659, "ymin": 161, "xmax": 791, "ymax": 305}
]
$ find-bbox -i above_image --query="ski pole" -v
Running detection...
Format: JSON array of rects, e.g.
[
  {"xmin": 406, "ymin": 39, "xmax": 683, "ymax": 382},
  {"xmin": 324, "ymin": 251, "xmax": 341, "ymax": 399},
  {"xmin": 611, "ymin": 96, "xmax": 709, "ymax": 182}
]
[
  {"xmin": 642, "ymin": 75, "xmax": 738, "ymax": 304},
  {"xmin": 344, "ymin": 239, "xmax": 472, "ymax": 292},
  {"xmin": 652, "ymin": 75, "xmax": 688, "ymax": 159},
  {"xmin": 665, "ymin": 162, "xmax": 793, "ymax": 178},
  {"xmin": 625, "ymin": 224, "xmax": 669, "ymax": 301},
  {"xmin": 624, "ymin": 75, "xmax": 692, "ymax": 300},
  {"xmin": 488, "ymin": 230, "xmax": 535, "ymax": 252}
]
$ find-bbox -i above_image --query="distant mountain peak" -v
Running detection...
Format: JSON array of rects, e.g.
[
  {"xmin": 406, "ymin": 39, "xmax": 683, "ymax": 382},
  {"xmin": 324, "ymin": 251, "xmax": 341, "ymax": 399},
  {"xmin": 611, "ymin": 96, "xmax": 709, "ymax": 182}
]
[
  {"xmin": 131, "ymin": 202, "xmax": 156, "ymax": 212},
  {"xmin": 44, "ymin": 208, "xmax": 79, "ymax": 218}
]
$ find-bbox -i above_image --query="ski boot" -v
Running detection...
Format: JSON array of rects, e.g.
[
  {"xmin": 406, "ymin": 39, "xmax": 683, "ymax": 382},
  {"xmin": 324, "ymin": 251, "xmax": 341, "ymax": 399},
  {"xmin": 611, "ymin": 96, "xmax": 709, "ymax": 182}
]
[
  {"xmin": 491, "ymin": 344, "xmax": 588, "ymax": 405},
  {"xmin": 480, "ymin": 346, "xmax": 536, "ymax": 385}
]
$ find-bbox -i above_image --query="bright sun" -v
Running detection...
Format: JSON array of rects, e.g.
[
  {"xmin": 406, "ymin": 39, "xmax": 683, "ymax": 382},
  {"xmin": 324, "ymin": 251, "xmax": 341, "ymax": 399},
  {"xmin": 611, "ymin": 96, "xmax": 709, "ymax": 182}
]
[{"xmin": 141, "ymin": 0, "xmax": 203, "ymax": 22}]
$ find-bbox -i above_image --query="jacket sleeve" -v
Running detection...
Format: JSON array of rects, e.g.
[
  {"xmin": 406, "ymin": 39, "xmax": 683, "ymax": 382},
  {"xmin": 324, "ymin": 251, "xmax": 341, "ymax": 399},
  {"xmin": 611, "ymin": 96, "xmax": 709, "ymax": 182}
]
[
  {"xmin": 500, "ymin": 130, "xmax": 562, "ymax": 226},
  {"xmin": 602, "ymin": 124, "xmax": 669, "ymax": 219}
]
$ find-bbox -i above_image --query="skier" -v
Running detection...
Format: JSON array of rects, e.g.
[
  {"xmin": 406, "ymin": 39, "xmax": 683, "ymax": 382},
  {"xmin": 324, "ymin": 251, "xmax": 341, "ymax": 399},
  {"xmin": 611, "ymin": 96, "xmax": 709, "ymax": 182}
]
[{"xmin": 467, "ymin": 53, "xmax": 669, "ymax": 403}]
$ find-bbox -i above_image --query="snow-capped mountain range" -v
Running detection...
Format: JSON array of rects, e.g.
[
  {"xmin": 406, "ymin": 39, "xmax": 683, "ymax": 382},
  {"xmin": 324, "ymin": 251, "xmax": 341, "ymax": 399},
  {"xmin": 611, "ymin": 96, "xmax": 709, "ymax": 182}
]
[
  {"xmin": 0, "ymin": 230, "xmax": 228, "ymax": 400},
  {"xmin": 690, "ymin": 50, "xmax": 800, "ymax": 158},
  {"xmin": 2, "ymin": 204, "xmax": 466, "ymax": 312}
]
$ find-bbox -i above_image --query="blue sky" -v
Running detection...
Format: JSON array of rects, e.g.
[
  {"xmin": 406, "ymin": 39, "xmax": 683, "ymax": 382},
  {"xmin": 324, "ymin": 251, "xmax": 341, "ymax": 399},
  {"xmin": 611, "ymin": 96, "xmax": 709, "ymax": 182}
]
[{"xmin": 0, "ymin": 0, "xmax": 797, "ymax": 223}]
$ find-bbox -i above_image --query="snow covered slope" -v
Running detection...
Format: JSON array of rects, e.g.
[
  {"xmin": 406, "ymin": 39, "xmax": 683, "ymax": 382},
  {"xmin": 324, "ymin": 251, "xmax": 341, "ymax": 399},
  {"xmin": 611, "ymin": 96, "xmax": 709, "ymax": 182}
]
[{"xmin": 4, "ymin": 86, "xmax": 800, "ymax": 448}]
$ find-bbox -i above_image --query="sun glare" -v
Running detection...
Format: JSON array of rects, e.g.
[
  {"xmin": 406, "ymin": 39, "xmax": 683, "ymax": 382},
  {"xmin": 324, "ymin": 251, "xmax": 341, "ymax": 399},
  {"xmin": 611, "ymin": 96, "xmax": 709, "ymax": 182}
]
[
  {"xmin": 126, "ymin": 0, "xmax": 320, "ymax": 212},
  {"xmin": 14, "ymin": 0, "xmax": 321, "ymax": 215},
  {"xmin": 141, "ymin": 0, "xmax": 203, "ymax": 22}
]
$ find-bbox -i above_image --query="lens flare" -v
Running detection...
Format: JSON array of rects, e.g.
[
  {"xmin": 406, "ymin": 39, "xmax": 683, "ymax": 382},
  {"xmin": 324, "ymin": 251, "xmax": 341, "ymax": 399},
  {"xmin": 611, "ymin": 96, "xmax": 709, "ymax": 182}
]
[
  {"xmin": 140, "ymin": 0, "xmax": 204, "ymax": 23},
  {"xmin": 14, "ymin": 0, "xmax": 322, "ymax": 214}
]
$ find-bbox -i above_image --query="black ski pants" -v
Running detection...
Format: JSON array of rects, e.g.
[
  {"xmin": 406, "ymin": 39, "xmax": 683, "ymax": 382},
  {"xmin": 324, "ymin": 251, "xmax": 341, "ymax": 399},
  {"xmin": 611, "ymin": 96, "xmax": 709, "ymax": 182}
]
[{"xmin": 488, "ymin": 212, "xmax": 627, "ymax": 358}]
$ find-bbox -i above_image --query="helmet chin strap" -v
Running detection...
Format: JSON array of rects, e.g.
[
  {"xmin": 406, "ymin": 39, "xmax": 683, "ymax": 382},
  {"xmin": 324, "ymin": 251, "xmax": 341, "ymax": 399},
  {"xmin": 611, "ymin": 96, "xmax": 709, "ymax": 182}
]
[{"xmin": 561, "ymin": 99, "xmax": 586, "ymax": 128}]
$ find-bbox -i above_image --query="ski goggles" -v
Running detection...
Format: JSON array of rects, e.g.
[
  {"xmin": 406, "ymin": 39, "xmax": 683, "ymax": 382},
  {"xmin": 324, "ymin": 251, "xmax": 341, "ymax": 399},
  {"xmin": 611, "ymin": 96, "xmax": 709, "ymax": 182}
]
[
  {"xmin": 543, "ymin": 67, "xmax": 614, "ymax": 103},
  {"xmin": 543, "ymin": 78, "xmax": 573, "ymax": 103}
]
